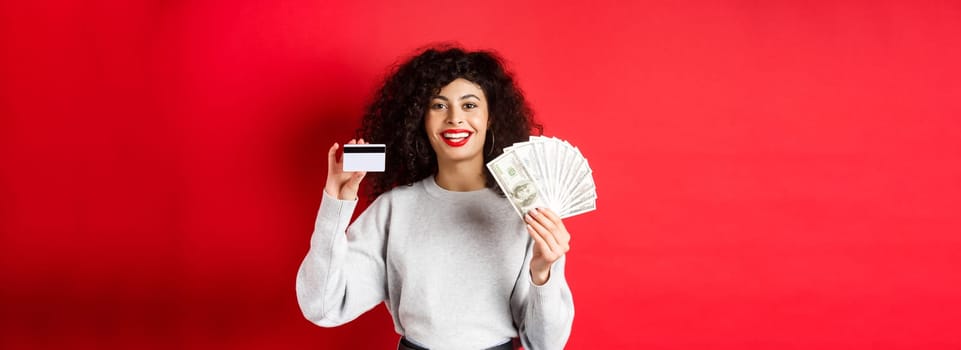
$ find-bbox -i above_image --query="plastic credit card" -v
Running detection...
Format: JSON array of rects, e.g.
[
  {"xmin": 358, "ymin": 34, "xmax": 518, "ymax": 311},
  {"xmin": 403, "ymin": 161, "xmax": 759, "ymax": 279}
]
[{"xmin": 343, "ymin": 144, "xmax": 386, "ymax": 172}]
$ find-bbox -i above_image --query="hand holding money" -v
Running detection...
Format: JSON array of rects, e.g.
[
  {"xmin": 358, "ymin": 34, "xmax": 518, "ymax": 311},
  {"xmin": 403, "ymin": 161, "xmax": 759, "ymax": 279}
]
[
  {"xmin": 525, "ymin": 207, "xmax": 571, "ymax": 285},
  {"xmin": 325, "ymin": 138, "xmax": 368, "ymax": 200},
  {"xmin": 488, "ymin": 135, "xmax": 594, "ymax": 285}
]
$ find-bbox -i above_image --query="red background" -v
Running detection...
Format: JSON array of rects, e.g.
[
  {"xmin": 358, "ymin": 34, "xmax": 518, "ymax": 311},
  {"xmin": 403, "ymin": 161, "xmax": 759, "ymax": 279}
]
[{"xmin": 2, "ymin": 0, "xmax": 960, "ymax": 349}]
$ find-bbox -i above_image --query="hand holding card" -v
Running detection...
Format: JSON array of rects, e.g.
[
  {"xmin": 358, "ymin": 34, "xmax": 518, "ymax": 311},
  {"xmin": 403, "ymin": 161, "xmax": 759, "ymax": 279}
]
[{"xmin": 325, "ymin": 139, "xmax": 377, "ymax": 201}]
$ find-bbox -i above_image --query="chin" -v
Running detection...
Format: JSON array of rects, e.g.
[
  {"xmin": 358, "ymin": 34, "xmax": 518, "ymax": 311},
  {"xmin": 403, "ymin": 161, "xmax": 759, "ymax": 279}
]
[{"xmin": 436, "ymin": 148, "xmax": 484, "ymax": 163}]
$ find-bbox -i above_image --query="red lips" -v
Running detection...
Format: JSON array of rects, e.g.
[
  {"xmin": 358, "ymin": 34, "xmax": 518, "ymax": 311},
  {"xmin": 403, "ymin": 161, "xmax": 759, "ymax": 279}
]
[{"xmin": 440, "ymin": 129, "xmax": 472, "ymax": 147}]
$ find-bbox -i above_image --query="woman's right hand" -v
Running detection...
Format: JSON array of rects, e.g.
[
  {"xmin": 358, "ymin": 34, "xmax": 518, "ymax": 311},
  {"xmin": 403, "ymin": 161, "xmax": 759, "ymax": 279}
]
[{"xmin": 324, "ymin": 138, "xmax": 368, "ymax": 200}]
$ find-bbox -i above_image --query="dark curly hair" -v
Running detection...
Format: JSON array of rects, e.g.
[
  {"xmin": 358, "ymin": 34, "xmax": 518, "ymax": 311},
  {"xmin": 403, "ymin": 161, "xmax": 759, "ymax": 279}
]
[{"xmin": 356, "ymin": 45, "xmax": 543, "ymax": 199}]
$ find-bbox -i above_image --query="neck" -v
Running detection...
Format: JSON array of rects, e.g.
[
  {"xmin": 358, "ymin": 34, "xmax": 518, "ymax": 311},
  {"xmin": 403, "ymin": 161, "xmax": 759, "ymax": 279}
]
[{"xmin": 434, "ymin": 156, "xmax": 486, "ymax": 192}]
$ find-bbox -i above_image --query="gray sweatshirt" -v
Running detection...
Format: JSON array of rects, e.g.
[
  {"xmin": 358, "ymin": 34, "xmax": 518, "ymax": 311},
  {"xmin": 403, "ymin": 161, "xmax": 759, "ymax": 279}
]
[{"xmin": 296, "ymin": 176, "xmax": 574, "ymax": 349}]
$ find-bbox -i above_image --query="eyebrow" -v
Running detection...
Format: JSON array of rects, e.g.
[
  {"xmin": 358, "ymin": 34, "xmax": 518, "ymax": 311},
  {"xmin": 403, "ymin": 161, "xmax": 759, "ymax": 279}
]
[{"xmin": 431, "ymin": 94, "xmax": 481, "ymax": 101}]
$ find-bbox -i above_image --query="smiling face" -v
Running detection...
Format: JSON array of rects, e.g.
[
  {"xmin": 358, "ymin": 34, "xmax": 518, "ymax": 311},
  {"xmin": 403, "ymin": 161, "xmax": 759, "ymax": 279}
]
[{"xmin": 424, "ymin": 78, "xmax": 490, "ymax": 165}]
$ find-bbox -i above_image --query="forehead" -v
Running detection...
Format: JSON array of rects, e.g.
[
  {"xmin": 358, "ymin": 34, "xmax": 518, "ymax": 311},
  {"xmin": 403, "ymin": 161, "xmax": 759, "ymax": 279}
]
[{"xmin": 435, "ymin": 78, "xmax": 486, "ymax": 99}]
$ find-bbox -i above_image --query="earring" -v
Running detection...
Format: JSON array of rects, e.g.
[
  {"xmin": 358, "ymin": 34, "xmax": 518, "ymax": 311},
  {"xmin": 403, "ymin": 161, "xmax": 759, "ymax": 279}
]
[{"xmin": 487, "ymin": 132, "xmax": 496, "ymax": 156}]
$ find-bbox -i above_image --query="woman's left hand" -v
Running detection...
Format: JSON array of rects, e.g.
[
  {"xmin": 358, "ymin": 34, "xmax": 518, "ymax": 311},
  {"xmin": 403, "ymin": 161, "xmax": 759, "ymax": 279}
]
[{"xmin": 525, "ymin": 207, "xmax": 570, "ymax": 286}]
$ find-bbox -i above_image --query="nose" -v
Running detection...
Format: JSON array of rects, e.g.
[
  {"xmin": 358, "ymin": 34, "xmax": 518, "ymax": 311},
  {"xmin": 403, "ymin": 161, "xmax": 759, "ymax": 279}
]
[{"xmin": 445, "ymin": 109, "xmax": 465, "ymax": 125}]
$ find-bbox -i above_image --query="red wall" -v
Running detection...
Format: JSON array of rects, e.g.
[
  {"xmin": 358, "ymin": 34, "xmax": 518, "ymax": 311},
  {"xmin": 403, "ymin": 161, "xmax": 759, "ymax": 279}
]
[{"xmin": 2, "ymin": 1, "xmax": 960, "ymax": 349}]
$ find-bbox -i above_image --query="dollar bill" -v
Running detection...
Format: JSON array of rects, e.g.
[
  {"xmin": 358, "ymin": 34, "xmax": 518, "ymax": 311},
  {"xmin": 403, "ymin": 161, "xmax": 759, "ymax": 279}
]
[
  {"xmin": 487, "ymin": 152, "xmax": 550, "ymax": 218},
  {"xmin": 489, "ymin": 135, "xmax": 597, "ymax": 220}
]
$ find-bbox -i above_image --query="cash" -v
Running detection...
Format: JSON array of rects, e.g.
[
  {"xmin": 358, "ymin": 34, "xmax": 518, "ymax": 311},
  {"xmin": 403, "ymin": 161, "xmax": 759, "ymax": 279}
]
[{"xmin": 487, "ymin": 136, "xmax": 597, "ymax": 219}]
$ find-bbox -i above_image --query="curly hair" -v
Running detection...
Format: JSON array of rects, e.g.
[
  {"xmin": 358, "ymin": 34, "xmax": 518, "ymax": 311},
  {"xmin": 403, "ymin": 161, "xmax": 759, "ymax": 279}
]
[{"xmin": 356, "ymin": 45, "xmax": 543, "ymax": 199}]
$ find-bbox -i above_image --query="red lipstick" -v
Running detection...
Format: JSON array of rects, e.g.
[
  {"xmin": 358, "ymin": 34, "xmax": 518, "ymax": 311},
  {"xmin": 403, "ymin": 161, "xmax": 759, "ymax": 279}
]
[{"xmin": 440, "ymin": 129, "xmax": 473, "ymax": 147}]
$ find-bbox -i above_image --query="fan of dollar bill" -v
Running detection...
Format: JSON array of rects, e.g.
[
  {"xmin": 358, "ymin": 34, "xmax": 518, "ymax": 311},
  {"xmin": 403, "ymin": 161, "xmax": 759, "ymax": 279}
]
[{"xmin": 487, "ymin": 136, "xmax": 597, "ymax": 219}]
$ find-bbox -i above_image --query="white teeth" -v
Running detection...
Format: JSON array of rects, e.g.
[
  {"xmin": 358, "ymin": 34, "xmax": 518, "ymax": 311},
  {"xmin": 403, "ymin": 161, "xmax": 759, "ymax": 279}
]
[{"xmin": 443, "ymin": 132, "xmax": 470, "ymax": 139}]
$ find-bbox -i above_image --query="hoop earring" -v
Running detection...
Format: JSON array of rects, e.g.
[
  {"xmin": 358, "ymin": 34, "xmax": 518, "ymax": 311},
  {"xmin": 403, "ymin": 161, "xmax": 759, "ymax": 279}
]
[{"xmin": 487, "ymin": 132, "xmax": 496, "ymax": 156}]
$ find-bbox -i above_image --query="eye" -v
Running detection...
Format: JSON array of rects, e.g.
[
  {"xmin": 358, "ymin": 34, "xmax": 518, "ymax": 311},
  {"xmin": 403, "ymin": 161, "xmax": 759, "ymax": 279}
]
[
  {"xmin": 463, "ymin": 103, "xmax": 477, "ymax": 109},
  {"xmin": 431, "ymin": 103, "xmax": 448, "ymax": 110}
]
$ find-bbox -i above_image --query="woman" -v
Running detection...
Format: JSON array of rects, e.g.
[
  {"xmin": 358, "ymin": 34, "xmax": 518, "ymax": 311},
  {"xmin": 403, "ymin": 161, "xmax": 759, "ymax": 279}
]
[{"xmin": 296, "ymin": 46, "xmax": 574, "ymax": 350}]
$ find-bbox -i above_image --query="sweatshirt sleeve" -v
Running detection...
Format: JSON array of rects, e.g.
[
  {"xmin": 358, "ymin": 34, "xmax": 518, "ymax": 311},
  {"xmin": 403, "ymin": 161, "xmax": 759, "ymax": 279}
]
[
  {"xmin": 295, "ymin": 190, "xmax": 390, "ymax": 327},
  {"xmin": 510, "ymin": 240, "xmax": 575, "ymax": 350}
]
